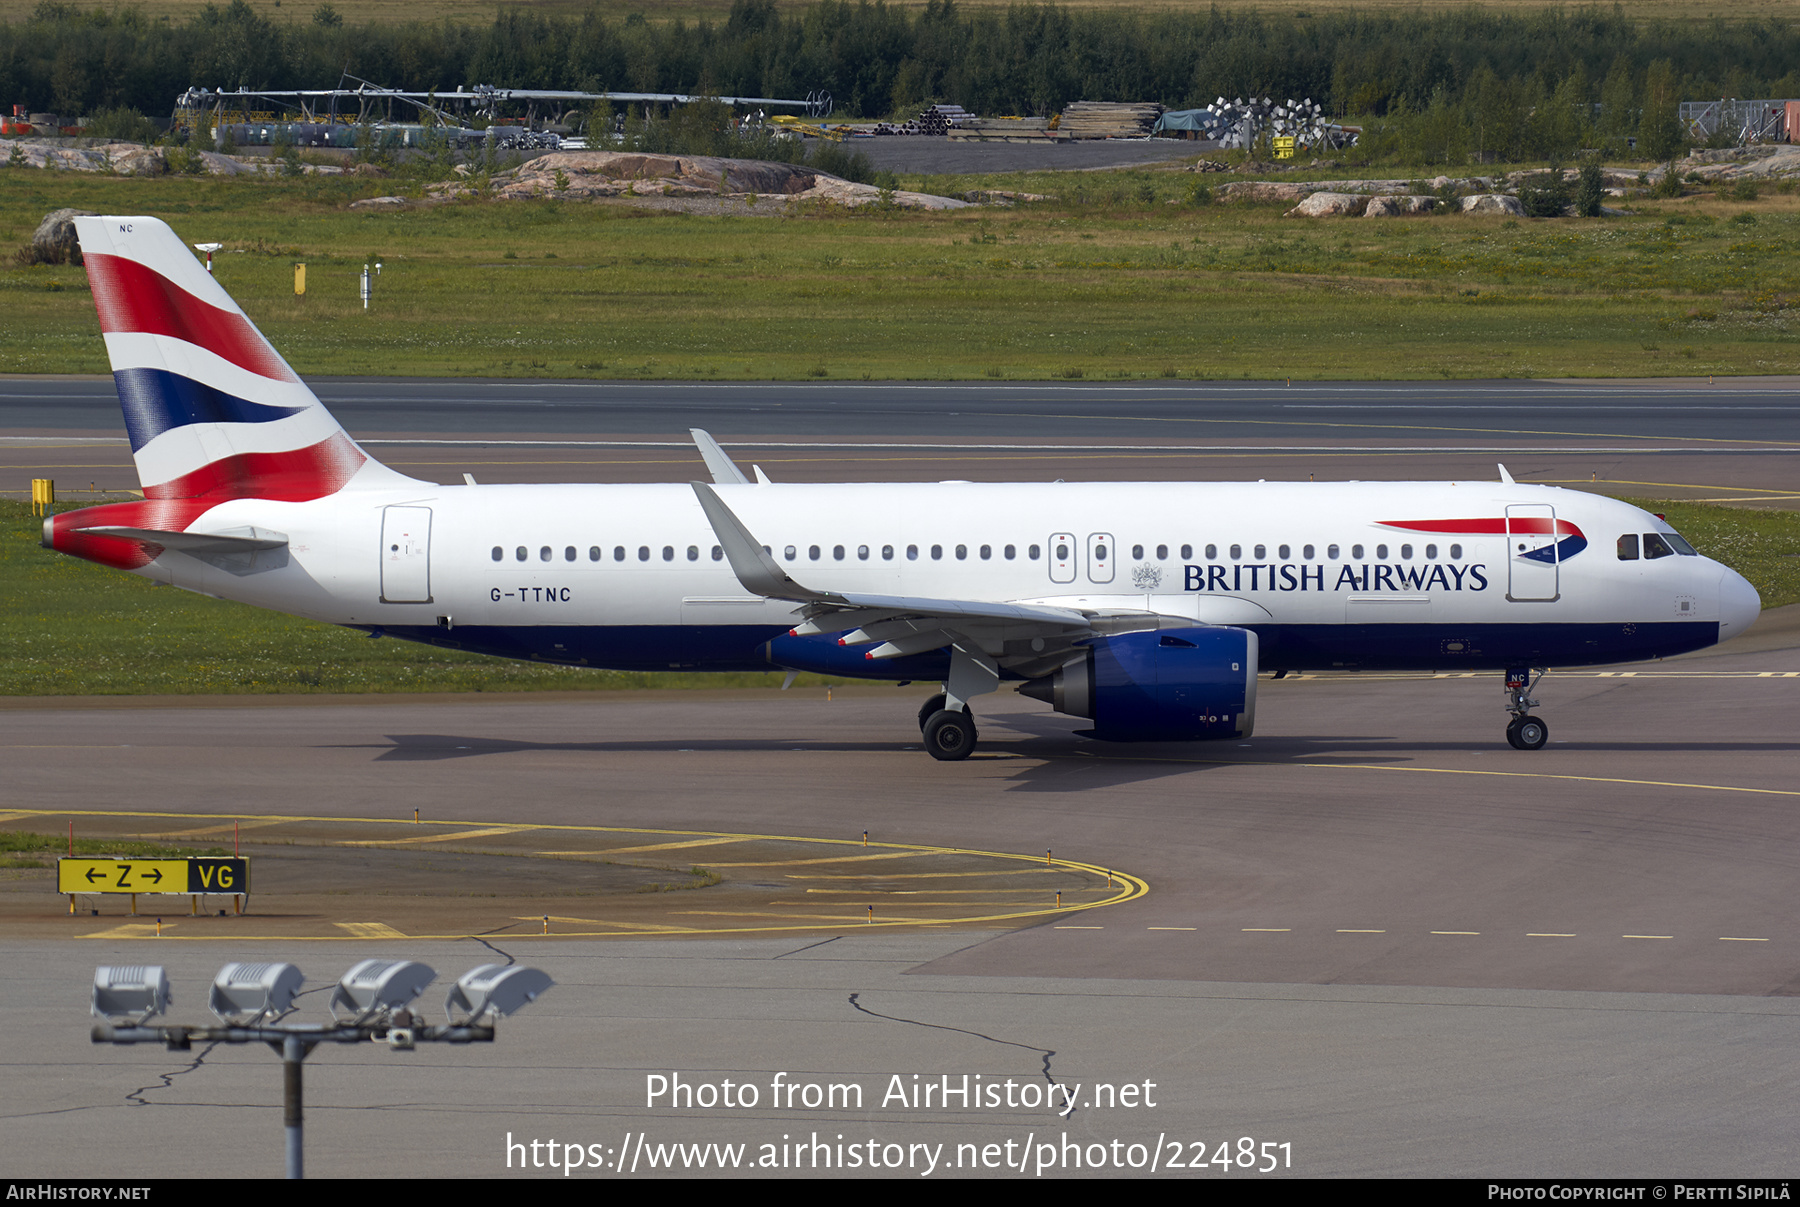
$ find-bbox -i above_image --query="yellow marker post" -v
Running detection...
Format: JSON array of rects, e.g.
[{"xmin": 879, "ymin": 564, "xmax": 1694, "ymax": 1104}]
[
  {"xmin": 294, "ymin": 263, "xmax": 306, "ymax": 297},
  {"xmin": 31, "ymin": 479, "xmax": 54, "ymax": 516}
]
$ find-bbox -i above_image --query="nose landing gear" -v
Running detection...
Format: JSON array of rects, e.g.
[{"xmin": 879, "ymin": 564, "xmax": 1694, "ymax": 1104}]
[{"xmin": 1504, "ymin": 666, "xmax": 1549, "ymax": 750}]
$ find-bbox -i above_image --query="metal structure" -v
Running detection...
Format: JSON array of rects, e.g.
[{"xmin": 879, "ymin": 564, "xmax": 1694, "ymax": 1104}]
[
  {"xmin": 1200, "ymin": 96, "xmax": 1355, "ymax": 153},
  {"xmin": 1680, "ymin": 98, "xmax": 1796, "ymax": 144},
  {"xmin": 174, "ymin": 75, "xmax": 832, "ymax": 140}
]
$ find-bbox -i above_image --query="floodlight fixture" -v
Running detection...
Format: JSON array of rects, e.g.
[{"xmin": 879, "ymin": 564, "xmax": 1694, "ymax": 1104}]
[
  {"xmin": 193, "ymin": 242, "xmax": 224, "ymax": 253},
  {"xmin": 444, "ymin": 965, "xmax": 554, "ymax": 1024},
  {"xmin": 328, "ymin": 959, "xmax": 435, "ymax": 1023},
  {"xmin": 92, "ymin": 965, "xmax": 171, "ymax": 1024},
  {"xmin": 209, "ymin": 961, "xmax": 304, "ymax": 1025}
]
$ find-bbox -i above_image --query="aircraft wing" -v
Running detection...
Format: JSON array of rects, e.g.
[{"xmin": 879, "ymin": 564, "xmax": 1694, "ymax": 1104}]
[{"xmin": 691, "ymin": 482, "xmax": 1192, "ymax": 673}]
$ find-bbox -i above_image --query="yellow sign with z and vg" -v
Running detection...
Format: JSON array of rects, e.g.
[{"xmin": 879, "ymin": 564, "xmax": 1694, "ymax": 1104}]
[{"xmin": 58, "ymin": 857, "xmax": 250, "ymax": 895}]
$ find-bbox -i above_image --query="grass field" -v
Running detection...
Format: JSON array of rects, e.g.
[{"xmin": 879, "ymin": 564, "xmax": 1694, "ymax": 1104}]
[
  {"xmin": 4, "ymin": 169, "xmax": 1800, "ymax": 382},
  {"xmin": 5, "ymin": 498, "xmax": 1796, "ymax": 697},
  {"xmin": 1, "ymin": 0, "xmax": 1780, "ymax": 25}
]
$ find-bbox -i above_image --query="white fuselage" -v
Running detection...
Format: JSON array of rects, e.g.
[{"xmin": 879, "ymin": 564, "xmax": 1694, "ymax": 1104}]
[{"xmin": 130, "ymin": 478, "xmax": 1759, "ymax": 676}]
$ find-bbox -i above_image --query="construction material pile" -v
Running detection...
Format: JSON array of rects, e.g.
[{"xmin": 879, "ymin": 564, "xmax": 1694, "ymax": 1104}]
[
  {"xmin": 908, "ymin": 104, "xmax": 973, "ymax": 135},
  {"xmin": 1202, "ymin": 96, "xmax": 1355, "ymax": 153},
  {"xmin": 1056, "ymin": 101, "xmax": 1164, "ymax": 139}
]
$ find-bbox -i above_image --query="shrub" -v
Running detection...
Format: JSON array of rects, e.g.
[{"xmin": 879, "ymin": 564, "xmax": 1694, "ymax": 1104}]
[
  {"xmin": 1575, "ymin": 159, "xmax": 1603, "ymax": 217},
  {"xmin": 83, "ymin": 107, "xmax": 160, "ymax": 144},
  {"xmin": 1517, "ymin": 168, "xmax": 1572, "ymax": 217}
]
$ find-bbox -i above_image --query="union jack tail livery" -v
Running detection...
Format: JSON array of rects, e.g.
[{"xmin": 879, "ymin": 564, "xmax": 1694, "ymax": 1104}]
[{"xmin": 47, "ymin": 217, "xmax": 419, "ymax": 567}]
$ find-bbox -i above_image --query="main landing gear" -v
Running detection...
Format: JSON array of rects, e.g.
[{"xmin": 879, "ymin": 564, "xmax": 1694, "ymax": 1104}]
[
  {"xmin": 1503, "ymin": 666, "xmax": 1549, "ymax": 750},
  {"xmin": 918, "ymin": 693, "xmax": 979, "ymax": 762}
]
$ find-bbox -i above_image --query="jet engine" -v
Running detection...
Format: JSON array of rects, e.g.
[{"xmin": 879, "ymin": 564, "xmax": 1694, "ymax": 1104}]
[{"xmin": 1019, "ymin": 628, "xmax": 1258, "ymax": 741}]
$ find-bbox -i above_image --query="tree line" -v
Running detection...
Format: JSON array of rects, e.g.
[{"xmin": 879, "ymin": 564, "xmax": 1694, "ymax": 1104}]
[{"xmin": 4, "ymin": 0, "xmax": 1799, "ymax": 156}]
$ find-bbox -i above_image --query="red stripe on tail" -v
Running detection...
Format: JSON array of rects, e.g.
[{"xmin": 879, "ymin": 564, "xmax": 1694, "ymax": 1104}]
[
  {"xmin": 85, "ymin": 253, "xmax": 298, "ymax": 383},
  {"xmin": 142, "ymin": 432, "xmax": 366, "ymax": 502}
]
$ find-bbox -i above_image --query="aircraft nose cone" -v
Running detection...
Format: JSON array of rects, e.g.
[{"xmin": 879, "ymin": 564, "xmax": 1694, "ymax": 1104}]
[{"xmin": 1718, "ymin": 565, "xmax": 1761, "ymax": 642}]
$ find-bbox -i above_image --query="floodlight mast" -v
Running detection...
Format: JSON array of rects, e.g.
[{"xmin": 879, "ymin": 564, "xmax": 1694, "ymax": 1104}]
[{"xmin": 90, "ymin": 961, "xmax": 551, "ymax": 1179}]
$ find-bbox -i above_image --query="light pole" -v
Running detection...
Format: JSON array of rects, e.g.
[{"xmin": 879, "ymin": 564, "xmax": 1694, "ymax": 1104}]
[{"xmin": 91, "ymin": 961, "xmax": 552, "ymax": 1179}]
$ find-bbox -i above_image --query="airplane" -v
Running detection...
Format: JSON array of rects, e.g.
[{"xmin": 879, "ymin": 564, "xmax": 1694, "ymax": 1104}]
[{"xmin": 41, "ymin": 216, "xmax": 1762, "ymax": 760}]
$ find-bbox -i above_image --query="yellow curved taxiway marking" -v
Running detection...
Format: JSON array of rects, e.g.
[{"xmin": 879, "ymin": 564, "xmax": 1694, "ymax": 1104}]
[{"xmin": 21, "ymin": 810, "xmax": 1149, "ymax": 941}]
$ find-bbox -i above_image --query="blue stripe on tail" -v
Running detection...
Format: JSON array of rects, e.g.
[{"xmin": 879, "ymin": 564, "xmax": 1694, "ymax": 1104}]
[{"xmin": 114, "ymin": 367, "xmax": 307, "ymax": 452}]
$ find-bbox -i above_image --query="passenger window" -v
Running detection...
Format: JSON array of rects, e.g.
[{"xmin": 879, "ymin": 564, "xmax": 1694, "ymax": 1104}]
[
  {"xmin": 662, "ymin": 546, "xmax": 674, "ymax": 562},
  {"xmin": 1302, "ymin": 544, "xmax": 1315, "ymax": 559},
  {"xmin": 1253, "ymin": 544, "xmax": 1266, "ymax": 559},
  {"xmin": 1205, "ymin": 544, "xmax": 1217, "ymax": 559},
  {"xmin": 1131, "ymin": 544, "xmax": 1144, "ymax": 559},
  {"xmin": 1156, "ymin": 544, "xmax": 1168, "ymax": 560},
  {"xmin": 589, "ymin": 546, "xmax": 602, "ymax": 562},
  {"xmin": 808, "ymin": 545, "xmax": 820, "ymax": 561},
  {"xmin": 1399, "ymin": 544, "xmax": 1412, "ymax": 559},
  {"xmin": 955, "ymin": 544, "xmax": 967, "ymax": 560},
  {"xmin": 1055, "ymin": 543, "xmax": 1069, "ymax": 560},
  {"xmin": 516, "ymin": 546, "xmax": 527, "ymax": 562},
  {"xmin": 907, "ymin": 545, "xmax": 919, "ymax": 560},
  {"xmin": 1327, "ymin": 544, "xmax": 1339, "ymax": 559},
  {"xmin": 1180, "ymin": 544, "xmax": 1192, "ymax": 559},
  {"xmin": 614, "ymin": 546, "xmax": 625, "ymax": 562},
  {"xmin": 1028, "ymin": 545, "xmax": 1040, "ymax": 560},
  {"xmin": 1228, "ymin": 544, "xmax": 1240, "ymax": 559},
  {"xmin": 1351, "ymin": 544, "xmax": 1364, "ymax": 559},
  {"xmin": 979, "ymin": 545, "xmax": 991, "ymax": 559},
  {"xmin": 1643, "ymin": 533, "xmax": 1674, "ymax": 560},
  {"xmin": 784, "ymin": 545, "xmax": 797, "ymax": 561},
  {"xmin": 564, "ymin": 546, "xmax": 576, "ymax": 562},
  {"xmin": 833, "ymin": 545, "xmax": 845, "ymax": 560},
  {"xmin": 1375, "ymin": 544, "xmax": 1388, "ymax": 560},
  {"xmin": 687, "ymin": 546, "xmax": 699, "ymax": 561},
  {"xmin": 1004, "ymin": 545, "xmax": 1016, "ymax": 560},
  {"xmin": 857, "ymin": 545, "xmax": 869, "ymax": 560},
  {"xmin": 1095, "ymin": 543, "xmax": 1108, "ymax": 561},
  {"xmin": 1617, "ymin": 534, "xmax": 1640, "ymax": 561},
  {"xmin": 1449, "ymin": 544, "xmax": 1462, "ymax": 559},
  {"xmin": 637, "ymin": 546, "xmax": 650, "ymax": 562},
  {"xmin": 712, "ymin": 546, "xmax": 724, "ymax": 561},
  {"xmin": 491, "ymin": 546, "xmax": 503, "ymax": 562},
  {"xmin": 883, "ymin": 545, "xmax": 895, "ymax": 560},
  {"xmin": 539, "ymin": 546, "xmax": 552, "ymax": 562},
  {"xmin": 931, "ymin": 545, "xmax": 943, "ymax": 560},
  {"xmin": 1278, "ymin": 545, "xmax": 1290, "ymax": 560}
]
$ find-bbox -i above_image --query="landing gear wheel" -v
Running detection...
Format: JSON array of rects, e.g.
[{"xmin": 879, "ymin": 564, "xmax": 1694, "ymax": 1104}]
[
  {"xmin": 917, "ymin": 693, "xmax": 947, "ymax": 732},
  {"xmin": 1506, "ymin": 715, "xmax": 1548, "ymax": 750},
  {"xmin": 922, "ymin": 709, "xmax": 977, "ymax": 761}
]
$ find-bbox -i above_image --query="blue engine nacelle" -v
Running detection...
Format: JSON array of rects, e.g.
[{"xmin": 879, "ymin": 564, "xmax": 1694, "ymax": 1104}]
[{"xmin": 1019, "ymin": 628, "xmax": 1258, "ymax": 741}]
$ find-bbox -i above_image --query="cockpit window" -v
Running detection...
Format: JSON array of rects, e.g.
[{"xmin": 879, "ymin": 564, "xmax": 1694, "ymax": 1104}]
[
  {"xmin": 1664, "ymin": 532, "xmax": 1697, "ymax": 556},
  {"xmin": 1616, "ymin": 534, "xmax": 1639, "ymax": 561},
  {"xmin": 1642, "ymin": 533, "xmax": 1674, "ymax": 560}
]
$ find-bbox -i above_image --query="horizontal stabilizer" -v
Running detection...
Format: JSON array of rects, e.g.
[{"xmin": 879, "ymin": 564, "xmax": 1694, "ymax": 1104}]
[{"xmin": 70, "ymin": 525, "xmax": 289, "ymax": 554}]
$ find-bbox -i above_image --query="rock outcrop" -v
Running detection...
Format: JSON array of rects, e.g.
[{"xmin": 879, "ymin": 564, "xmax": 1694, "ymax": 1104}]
[{"xmin": 1285, "ymin": 191, "xmax": 1367, "ymax": 217}]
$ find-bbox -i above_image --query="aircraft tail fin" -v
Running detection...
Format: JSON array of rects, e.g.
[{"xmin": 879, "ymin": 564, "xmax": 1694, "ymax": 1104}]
[{"xmin": 74, "ymin": 215, "xmax": 422, "ymax": 504}]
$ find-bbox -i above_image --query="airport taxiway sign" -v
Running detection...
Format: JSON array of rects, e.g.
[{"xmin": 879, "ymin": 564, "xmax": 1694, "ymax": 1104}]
[{"xmin": 58, "ymin": 857, "xmax": 249, "ymax": 895}]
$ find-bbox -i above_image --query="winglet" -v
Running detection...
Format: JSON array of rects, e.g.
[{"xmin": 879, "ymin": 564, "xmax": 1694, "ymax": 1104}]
[
  {"xmin": 1497, "ymin": 463, "xmax": 1515, "ymax": 485},
  {"xmin": 690, "ymin": 429, "xmax": 750, "ymax": 486},
  {"xmin": 690, "ymin": 482, "xmax": 830, "ymax": 603}
]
